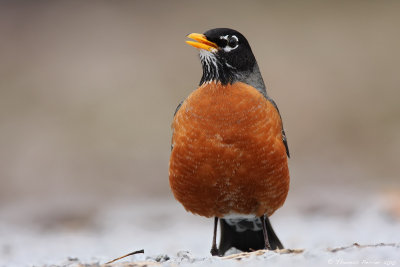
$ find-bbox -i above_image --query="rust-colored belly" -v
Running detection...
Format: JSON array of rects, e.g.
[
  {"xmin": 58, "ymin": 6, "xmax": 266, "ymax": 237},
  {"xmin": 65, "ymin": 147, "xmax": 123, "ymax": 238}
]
[{"xmin": 169, "ymin": 82, "xmax": 289, "ymax": 218}]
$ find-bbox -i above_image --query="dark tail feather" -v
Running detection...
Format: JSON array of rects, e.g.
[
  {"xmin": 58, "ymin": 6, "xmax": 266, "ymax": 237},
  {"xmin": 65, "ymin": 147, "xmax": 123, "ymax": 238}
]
[{"xmin": 218, "ymin": 217, "xmax": 283, "ymax": 255}]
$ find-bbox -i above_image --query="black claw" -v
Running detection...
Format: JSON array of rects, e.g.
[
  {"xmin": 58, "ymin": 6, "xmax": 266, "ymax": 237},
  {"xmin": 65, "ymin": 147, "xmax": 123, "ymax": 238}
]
[{"xmin": 210, "ymin": 247, "xmax": 219, "ymax": 256}]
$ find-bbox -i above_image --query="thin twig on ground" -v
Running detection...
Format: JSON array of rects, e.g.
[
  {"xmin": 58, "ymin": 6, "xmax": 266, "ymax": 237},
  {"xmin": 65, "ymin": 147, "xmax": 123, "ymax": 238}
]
[
  {"xmin": 328, "ymin": 243, "xmax": 398, "ymax": 253},
  {"xmin": 105, "ymin": 249, "xmax": 145, "ymax": 264},
  {"xmin": 221, "ymin": 248, "xmax": 304, "ymax": 260}
]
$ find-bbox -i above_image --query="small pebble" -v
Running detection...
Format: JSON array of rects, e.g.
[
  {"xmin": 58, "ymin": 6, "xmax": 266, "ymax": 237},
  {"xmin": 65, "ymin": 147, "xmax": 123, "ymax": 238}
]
[{"xmin": 154, "ymin": 254, "xmax": 170, "ymax": 262}]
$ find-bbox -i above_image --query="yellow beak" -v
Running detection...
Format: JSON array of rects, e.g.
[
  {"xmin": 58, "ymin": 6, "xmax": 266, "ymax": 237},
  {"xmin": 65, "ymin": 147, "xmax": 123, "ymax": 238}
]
[{"xmin": 186, "ymin": 33, "xmax": 218, "ymax": 52}]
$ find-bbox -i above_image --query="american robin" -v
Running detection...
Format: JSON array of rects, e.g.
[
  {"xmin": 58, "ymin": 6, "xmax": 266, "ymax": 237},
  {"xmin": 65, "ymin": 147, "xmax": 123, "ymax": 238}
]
[{"xmin": 169, "ymin": 28, "xmax": 290, "ymax": 256}]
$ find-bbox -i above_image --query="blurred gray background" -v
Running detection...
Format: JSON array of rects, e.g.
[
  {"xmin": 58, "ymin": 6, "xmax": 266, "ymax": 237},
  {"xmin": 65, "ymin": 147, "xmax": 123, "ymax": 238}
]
[{"xmin": 0, "ymin": 0, "xmax": 399, "ymax": 212}]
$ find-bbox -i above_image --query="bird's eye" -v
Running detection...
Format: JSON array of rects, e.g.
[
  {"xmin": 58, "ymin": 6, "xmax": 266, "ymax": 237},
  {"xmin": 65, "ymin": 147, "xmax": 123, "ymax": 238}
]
[
  {"xmin": 219, "ymin": 35, "xmax": 239, "ymax": 52},
  {"xmin": 227, "ymin": 36, "xmax": 238, "ymax": 48}
]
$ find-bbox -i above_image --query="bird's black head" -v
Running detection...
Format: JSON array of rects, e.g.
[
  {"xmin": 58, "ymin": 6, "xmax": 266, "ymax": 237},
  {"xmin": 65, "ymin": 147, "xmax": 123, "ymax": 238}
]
[{"xmin": 186, "ymin": 28, "xmax": 261, "ymax": 87}]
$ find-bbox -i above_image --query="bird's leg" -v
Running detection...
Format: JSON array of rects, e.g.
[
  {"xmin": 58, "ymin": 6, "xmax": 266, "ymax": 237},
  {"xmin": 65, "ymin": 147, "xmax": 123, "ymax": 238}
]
[
  {"xmin": 210, "ymin": 217, "xmax": 219, "ymax": 256},
  {"xmin": 260, "ymin": 214, "xmax": 272, "ymax": 250}
]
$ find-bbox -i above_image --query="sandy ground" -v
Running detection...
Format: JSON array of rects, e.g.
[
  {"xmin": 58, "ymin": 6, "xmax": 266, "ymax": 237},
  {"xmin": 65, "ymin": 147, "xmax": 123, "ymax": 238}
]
[{"xmin": 1, "ymin": 189, "xmax": 399, "ymax": 267}]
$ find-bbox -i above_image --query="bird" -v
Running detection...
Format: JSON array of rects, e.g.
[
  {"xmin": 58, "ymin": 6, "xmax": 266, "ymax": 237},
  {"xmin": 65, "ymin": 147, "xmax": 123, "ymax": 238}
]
[{"xmin": 169, "ymin": 28, "xmax": 290, "ymax": 256}]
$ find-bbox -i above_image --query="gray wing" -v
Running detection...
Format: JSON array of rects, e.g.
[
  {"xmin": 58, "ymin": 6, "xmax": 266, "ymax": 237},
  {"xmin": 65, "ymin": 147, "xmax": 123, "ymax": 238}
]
[
  {"xmin": 171, "ymin": 100, "xmax": 184, "ymax": 151},
  {"xmin": 265, "ymin": 97, "xmax": 290, "ymax": 158},
  {"xmin": 173, "ymin": 100, "xmax": 184, "ymax": 117}
]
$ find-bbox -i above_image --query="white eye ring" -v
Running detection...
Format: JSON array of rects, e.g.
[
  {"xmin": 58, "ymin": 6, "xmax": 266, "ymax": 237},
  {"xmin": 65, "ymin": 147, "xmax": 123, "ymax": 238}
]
[{"xmin": 220, "ymin": 35, "xmax": 239, "ymax": 52}]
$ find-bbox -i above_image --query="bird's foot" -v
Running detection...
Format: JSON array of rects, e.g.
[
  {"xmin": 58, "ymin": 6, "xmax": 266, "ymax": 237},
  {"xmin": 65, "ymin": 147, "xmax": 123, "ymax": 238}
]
[
  {"xmin": 210, "ymin": 246, "xmax": 220, "ymax": 256},
  {"xmin": 264, "ymin": 243, "xmax": 272, "ymax": 250}
]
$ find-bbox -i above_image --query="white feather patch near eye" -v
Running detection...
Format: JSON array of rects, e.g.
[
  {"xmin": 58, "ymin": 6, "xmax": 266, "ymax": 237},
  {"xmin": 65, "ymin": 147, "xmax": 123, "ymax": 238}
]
[{"xmin": 221, "ymin": 35, "xmax": 239, "ymax": 52}]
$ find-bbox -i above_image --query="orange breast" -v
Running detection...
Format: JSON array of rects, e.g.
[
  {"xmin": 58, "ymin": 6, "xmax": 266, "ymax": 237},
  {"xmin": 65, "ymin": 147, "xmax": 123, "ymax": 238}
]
[{"xmin": 169, "ymin": 82, "xmax": 289, "ymax": 218}]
